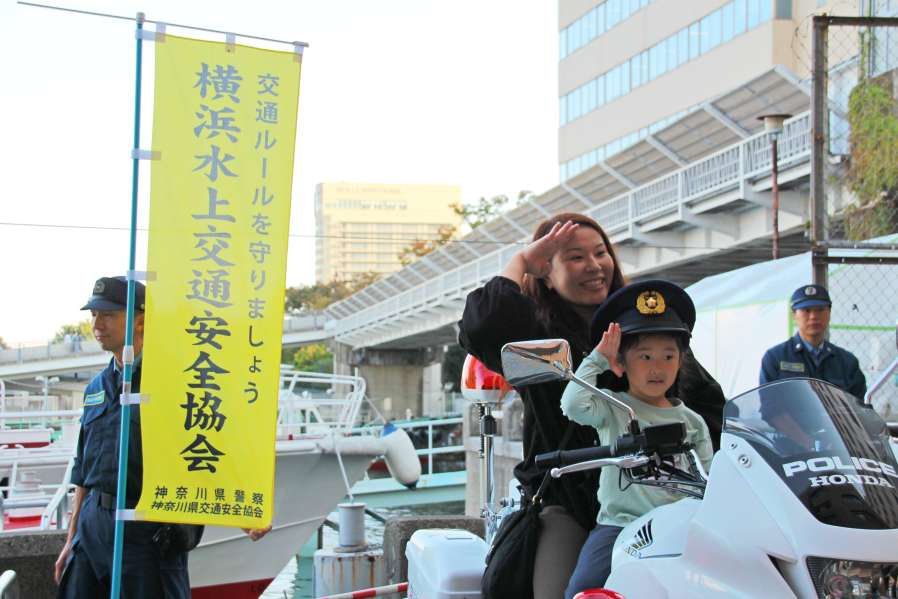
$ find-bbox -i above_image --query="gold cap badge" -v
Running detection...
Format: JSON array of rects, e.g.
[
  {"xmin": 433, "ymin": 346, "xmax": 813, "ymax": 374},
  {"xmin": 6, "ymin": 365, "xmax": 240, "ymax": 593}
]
[{"xmin": 636, "ymin": 290, "xmax": 666, "ymax": 315}]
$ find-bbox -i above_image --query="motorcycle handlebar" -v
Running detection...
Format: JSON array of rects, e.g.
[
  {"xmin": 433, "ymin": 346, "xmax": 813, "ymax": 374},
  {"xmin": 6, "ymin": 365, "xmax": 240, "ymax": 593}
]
[
  {"xmin": 534, "ymin": 422, "xmax": 686, "ymax": 470},
  {"xmin": 534, "ymin": 434, "xmax": 645, "ymax": 469}
]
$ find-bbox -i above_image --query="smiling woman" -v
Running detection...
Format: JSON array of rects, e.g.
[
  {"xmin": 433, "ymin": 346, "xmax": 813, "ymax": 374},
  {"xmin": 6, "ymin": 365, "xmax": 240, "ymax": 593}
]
[{"xmin": 458, "ymin": 212, "xmax": 725, "ymax": 599}]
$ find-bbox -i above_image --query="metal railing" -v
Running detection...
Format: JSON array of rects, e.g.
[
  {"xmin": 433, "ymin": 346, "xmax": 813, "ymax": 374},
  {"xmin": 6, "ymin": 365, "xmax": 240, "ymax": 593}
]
[
  {"xmin": 0, "ymin": 570, "xmax": 18, "ymax": 599},
  {"xmin": 0, "ymin": 313, "xmax": 327, "ymax": 367},
  {"xmin": 333, "ymin": 112, "xmax": 812, "ymax": 341},
  {"xmin": 351, "ymin": 417, "xmax": 465, "ymax": 477}
]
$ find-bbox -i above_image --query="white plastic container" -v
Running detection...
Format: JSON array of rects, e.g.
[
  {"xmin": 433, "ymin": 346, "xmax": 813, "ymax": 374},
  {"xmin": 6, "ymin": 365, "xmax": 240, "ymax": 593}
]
[{"xmin": 405, "ymin": 529, "xmax": 487, "ymax": 599}]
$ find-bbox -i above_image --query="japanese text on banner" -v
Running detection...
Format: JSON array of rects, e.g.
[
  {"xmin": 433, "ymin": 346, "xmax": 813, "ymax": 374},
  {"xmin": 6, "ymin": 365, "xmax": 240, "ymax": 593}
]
[{"xmin": 139, "ymin": 35, "xmax": 301, "ymax": 528}]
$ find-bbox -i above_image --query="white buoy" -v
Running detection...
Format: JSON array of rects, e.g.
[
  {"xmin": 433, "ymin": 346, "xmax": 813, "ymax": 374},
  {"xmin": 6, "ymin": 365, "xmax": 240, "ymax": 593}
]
[
  {"xmin": 381, "ymin": 422, "xmax": 421, "ymax": 489},
  {"xmin": 336, "ymin": 503, "xmax": 367, "ymax": 551}
]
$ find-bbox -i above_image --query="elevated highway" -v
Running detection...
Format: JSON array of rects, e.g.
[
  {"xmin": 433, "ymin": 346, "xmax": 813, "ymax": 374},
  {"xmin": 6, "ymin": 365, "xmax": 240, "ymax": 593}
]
[
  {"xmin": 326, "ymin": 68, "xmax": 820, "ymax": 350},
  {"xmin": 5, "ymin": 68, "xmax": 829, "ymax": 381}
]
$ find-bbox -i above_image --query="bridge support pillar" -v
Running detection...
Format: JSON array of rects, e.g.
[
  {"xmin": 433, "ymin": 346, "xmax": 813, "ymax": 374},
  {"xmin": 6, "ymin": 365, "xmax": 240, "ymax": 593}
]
[{"xmin": 333, "ymin": 343, "xmax": 445, "ymax": 420}]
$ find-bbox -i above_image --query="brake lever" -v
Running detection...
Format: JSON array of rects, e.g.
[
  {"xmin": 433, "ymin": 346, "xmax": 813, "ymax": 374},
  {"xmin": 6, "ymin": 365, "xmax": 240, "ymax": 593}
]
[{"xmin": 550, "ymin": 454, "xmax": 650, "ymax": 479}]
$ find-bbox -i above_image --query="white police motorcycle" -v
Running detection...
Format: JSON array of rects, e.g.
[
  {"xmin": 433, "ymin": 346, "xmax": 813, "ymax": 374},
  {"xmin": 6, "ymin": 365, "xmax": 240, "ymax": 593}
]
[{"xmin": 407, "ymin": 335, "xmax": 898, "ymax": 598}]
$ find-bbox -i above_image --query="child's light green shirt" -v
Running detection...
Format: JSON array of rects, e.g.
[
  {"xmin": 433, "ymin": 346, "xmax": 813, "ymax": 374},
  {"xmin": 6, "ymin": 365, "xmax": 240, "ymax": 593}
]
[{"xmin": 560, "ymin": 348, "xmax": 714, "ymax": 527}]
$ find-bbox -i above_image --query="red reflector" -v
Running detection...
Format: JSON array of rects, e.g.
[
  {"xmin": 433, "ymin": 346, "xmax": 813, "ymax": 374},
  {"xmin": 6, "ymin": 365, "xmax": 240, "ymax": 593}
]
[{"xmin": 574, "ymin": 590, "xmax": 626, "ymax": 599}]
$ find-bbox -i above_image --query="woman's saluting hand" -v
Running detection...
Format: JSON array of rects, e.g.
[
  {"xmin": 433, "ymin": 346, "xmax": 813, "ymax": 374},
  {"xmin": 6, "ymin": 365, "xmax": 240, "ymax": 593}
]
[{"xmin": 502, "ymin": 220, "xmax": 579, "ymax": 283}]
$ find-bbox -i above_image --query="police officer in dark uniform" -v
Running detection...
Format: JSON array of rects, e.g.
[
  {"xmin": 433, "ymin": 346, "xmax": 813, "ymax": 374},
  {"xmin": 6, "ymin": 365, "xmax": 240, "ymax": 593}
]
[
  {"xmin": 55, "ymin": 276, "xmax": 190, "ymax": 598},
  {"xmin": 759, "ymin": 284, "xmax": 866, "ymax": 398}
]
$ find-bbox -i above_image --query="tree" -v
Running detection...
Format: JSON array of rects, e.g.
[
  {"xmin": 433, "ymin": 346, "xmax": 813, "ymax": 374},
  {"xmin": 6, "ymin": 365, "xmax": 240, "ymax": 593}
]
[
  {"xmin": 52, "ymin": 319, "xmax": 93, "ymax": 343},
  {"xmin": 293, "ymin": 343, "xmax": 333, "ymax": 373},
  {"xmin": 397, "ymin": 224, "xmax": 457, "ymax": 266},
  {"xmin": 284, "ymin": 272, "xmax": 381, "ymax": 313},
  {"xmin": 0, "ymin": 336, "xmax": 8, "ymax": 350},
  {"xmin": 451, "ymin": 190, "xmax": 534, "ymax": 229},
  {"xmin": 283, "ymin": 274, "xmax": 380, "ymax": 364}
]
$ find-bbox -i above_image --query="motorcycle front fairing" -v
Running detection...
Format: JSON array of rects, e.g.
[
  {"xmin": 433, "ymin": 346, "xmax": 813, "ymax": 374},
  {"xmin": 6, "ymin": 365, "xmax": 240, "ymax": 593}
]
[{"xmin": 606, "ymin": 378, "xmax": 898, "ymax": 598}]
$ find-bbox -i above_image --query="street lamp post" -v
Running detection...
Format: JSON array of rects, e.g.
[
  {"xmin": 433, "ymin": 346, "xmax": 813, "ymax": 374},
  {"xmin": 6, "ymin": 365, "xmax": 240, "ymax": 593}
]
[{"xmin": 757, "ymin": 113, "xmax": 792, "ymax": 260}]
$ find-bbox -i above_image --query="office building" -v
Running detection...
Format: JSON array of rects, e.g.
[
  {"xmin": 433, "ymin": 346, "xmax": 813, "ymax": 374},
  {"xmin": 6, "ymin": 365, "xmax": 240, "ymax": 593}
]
[
  {"xmin": 558, "ymin": 0, "xmax": 858, "ymax": 181},
  {"xmin": 315, "ymin": 182, "xmax": 462, "ymax": 283}
]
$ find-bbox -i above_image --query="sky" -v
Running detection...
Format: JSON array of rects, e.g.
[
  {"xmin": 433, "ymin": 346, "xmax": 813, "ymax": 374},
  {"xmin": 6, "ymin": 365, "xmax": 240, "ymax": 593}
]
[{"xmin": 0, "ymin": 0, "xmax": 560, "ymax": 345}]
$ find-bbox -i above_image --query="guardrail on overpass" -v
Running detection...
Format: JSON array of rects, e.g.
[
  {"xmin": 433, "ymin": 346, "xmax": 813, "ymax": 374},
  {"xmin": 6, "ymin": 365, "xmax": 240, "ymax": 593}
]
[
  {"xmin": 330, "ymin": 110, "xmax": 812, "ymax": 348},
  {"xmin": 0, "ymin": 313, "xmax": 329, "ymax": 379}
]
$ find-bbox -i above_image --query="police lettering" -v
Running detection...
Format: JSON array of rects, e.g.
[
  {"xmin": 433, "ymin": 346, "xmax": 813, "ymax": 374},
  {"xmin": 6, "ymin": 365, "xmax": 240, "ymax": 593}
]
[{"xmin": 782, "ymin": 456, "xmax": 898, "ymax": 480}]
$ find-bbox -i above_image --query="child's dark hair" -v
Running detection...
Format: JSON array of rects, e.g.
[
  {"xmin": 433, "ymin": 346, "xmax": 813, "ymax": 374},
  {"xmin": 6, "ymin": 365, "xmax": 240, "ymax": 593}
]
[{"xmin": 617, "ymin": 332, "xmax": 689, "ymax": 371}]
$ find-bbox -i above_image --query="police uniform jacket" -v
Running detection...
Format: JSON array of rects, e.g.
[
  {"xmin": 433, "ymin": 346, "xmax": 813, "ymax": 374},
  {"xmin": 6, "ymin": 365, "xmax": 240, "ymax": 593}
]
[
  {"xmin": 64, "ymin": 355, "xmax": 189, "ymax": 597},
  {"xmin": 458, "ymin": 276, "xmax": 726, "ymax": 531},
  {"xmin": 759, "ymin": 333, "xmax": 867, "ymax": 399},
  {"xmin": 71, "ymin": 356, "xmax": 146, "ymax": 507}
]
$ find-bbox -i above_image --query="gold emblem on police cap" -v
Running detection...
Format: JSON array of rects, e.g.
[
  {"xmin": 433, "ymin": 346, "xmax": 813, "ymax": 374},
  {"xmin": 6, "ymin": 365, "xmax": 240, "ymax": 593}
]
[{"xmin": 636, "ymin": 291, "xmax": 666, "ymax": 315}]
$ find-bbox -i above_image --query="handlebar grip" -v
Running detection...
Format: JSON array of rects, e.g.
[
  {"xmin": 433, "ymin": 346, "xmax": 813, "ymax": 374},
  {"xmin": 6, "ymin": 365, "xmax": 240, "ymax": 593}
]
[{"xmin": 534, "ymin": 444, "xmax": 613, "ymax": 469}]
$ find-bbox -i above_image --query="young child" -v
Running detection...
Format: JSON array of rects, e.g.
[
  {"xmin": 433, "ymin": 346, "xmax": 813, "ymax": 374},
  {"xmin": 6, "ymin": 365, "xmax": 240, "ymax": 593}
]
[{"xmin": 561, "ymin": 280, "xmax": 714, "ymax": 599}]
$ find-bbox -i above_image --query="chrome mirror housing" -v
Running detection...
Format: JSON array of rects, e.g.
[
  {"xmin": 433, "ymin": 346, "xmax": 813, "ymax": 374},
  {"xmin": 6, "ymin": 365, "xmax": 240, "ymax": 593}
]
[{"xmin": 500, "ymin": 339, "xmax": 573, "ymax": 387}]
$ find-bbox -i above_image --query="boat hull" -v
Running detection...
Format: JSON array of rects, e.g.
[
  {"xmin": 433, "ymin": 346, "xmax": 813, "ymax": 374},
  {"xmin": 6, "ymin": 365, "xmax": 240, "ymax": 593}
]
[{"xmin": 188, "ymin": 436, "xmax": 381, "ymax": 596}]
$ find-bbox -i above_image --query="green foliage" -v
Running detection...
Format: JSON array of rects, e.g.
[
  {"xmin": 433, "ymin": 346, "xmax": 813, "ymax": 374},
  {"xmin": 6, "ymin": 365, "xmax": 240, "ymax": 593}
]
[
  {"xmin": 845, "ymin": 71, "xmax": 898, "ymax": 239},
  {"xmin": 451, "ymin": 190, "xmax": 534, "ymax": 229},
  {"xmin": 285, "ymin": 272, "xmax": 381, "ymax": 312},
  {"xmin": 398, "ymin": 224, "xmax": 457, "ymax": 266},
  {"xmin": 293, "ymin": 343, "xmax": 333, "ymax": 373},
  {"xmin": 52, "ymin": 319, "xmax": 93, "ymax": 343}
]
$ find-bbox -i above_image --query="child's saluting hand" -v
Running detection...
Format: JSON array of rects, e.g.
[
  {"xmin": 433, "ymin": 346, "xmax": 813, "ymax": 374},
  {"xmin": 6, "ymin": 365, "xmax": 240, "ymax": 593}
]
[{"xmin": 596, "ymin": 322, "xmax": 625, "ymax": 378}]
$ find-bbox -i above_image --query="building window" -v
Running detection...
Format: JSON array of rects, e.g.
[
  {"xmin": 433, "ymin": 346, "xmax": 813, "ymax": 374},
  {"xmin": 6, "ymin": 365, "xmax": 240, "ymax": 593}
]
[
  {"xmin": 559, "ymin": 0, "xmax": 653, "ymax": 60},
  {"xmin": 560, "ymin": 0, "xmax": 774, "ymax": 127}
]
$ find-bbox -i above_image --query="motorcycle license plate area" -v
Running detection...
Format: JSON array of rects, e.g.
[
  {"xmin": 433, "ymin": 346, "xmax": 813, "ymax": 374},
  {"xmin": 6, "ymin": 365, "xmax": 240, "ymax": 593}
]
[{"xmin": 724, "ymin": 378, "xmax": 898, "ymax": 530}]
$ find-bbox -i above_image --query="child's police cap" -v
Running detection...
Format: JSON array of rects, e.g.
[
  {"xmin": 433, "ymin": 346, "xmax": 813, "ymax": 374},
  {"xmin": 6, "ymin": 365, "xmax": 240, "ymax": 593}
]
[
  {"xmin": 81, "ymin": 276, "xmax": 146, "ymax": 312},
  {"xmin": 590, "ymin": 280, "xmax": 695, "ymax": 347},
  {"xmin": 790, "ymin": 284, "xmax": 831, "ymax": 310}
]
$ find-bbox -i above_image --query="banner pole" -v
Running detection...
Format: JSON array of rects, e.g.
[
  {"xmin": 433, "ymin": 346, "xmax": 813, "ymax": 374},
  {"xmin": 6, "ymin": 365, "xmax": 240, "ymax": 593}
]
[{"xmin": 110, "ymin": 11, "xmax": 145, "ymax": 599}]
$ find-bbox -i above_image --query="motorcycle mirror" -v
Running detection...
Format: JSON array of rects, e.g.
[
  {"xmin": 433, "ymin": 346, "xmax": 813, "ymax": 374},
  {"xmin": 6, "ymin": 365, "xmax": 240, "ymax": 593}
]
[
  {"xmin": 501, "ymin": 339, "xmax": 640, "ymax": 429},
  {"xmin": 500, "ymin": 339, "xmax": 573, "ymax": 386}
]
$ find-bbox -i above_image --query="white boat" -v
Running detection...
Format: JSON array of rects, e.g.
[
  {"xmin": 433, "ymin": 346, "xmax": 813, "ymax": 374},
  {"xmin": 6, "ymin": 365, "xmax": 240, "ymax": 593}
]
[{"xmin": 0, "ymin": 369, "xmax": 396, "ymax": 599}]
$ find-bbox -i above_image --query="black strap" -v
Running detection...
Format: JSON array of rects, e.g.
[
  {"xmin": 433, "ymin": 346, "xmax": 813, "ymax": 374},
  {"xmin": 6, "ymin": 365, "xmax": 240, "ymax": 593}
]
[
  {"xmin": 531, "ymin": 420, "xmax": 578, "ymax": 504},
  {"xmin": 98, "ymin": 491, "xmax": 116, "ymax": 510}
]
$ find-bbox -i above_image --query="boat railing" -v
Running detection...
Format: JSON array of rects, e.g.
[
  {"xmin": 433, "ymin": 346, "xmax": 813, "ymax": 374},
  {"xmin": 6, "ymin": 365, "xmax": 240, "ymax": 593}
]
[
  {"xmin": 350, "ymin": 417, "xmax": 465, "ymax": 476},
  {"xmin": 0, "ymin": 569, "xmax": 19, "ymax": 599},
  {"xmin": 277, "ymin": 369, "xmax": 368, "ymax": 437},
  {"xmin": 38, "ymin": 455, "xmax": 75, "ymax": 531}
]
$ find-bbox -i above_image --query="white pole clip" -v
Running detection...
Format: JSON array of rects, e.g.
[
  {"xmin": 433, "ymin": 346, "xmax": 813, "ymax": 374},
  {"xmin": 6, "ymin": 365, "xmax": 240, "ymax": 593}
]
[
  {"xmin": 131, "ymin": 149, "xmax": 161, "ymax": 161},
  {"xmin": 115, "ymin": 509, "xmax": 141, "ymax": 521},
  {"xmin": 127, "ymin": 270, "xmax": 157, "ymax": 282},
  {"xmin": 120, "ymin": 393, "xmax": 148, "ymax": 406}
]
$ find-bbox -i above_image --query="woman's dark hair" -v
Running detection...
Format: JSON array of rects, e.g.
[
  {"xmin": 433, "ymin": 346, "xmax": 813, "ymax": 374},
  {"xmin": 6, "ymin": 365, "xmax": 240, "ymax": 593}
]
[
  {"xmin": 617, "ymin": 332, "xmax": 689, "ymax": 376},
  {"xmin": 521, "ymin": 213, "xmax": 626, "ymax": 356}
]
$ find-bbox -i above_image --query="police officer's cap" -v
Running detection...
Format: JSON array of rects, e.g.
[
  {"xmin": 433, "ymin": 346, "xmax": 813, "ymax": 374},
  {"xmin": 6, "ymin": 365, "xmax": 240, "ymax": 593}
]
[
  {"xmin": 590, "ymin": 280, "xmax": 695, "ymax": 347},
  {"xmin": 81, "ymin": 276, "xmax": 146, "ymax": 312},
  {"xmin": 790, "ymin": 284, "xmax": 831, "ymax": 311}
]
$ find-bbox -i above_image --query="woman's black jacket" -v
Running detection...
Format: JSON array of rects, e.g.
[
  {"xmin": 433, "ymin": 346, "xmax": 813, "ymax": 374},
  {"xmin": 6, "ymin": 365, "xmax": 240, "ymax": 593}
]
[{"xmin": 458, "ymin": 276, "xmax": 726, "ymax": 531}]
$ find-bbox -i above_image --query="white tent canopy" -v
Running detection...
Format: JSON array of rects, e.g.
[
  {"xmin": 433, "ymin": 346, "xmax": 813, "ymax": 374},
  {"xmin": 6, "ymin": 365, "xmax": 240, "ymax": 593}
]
[{"xmin": 686, "ymin": 236, "xmax": 898, "ymax": 417}]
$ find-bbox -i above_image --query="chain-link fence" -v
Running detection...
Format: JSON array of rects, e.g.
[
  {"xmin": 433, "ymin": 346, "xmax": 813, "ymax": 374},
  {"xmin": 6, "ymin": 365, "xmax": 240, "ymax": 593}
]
[
  {"xmin": 797, "ymin": 6, "xmax": 898, "ymax": 415},
  {"xmin": 814, "ymin": 249, "xmax": 898, "ymax": 415}
]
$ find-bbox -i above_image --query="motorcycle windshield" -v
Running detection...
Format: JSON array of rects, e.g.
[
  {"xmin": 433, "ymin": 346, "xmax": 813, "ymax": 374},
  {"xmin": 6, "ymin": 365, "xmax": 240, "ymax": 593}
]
[{"xmin": 724, "ymin": 378, "xmax": 898, "ymax": 530}]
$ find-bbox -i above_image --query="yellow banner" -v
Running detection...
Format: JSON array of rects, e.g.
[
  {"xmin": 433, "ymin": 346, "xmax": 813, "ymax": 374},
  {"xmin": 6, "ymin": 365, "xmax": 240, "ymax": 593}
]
[{"xmin": 139, "ymin": 35, "xmax": 301, "ymax": 528}]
